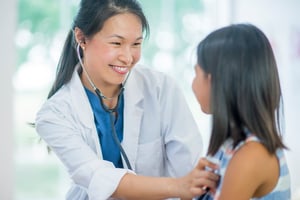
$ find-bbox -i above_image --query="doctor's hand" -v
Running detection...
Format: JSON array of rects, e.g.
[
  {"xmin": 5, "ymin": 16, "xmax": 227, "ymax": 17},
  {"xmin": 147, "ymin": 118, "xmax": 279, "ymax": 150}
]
[{"xmin": 177, "ymin": 157, "xmax": 220, "ymax": 200}]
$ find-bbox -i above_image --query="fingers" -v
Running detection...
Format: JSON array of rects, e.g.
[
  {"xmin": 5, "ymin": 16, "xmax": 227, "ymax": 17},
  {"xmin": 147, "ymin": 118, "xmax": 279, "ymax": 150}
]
[
  {"xmin": 193, "ymin": 157, "xmax": 220, "ymax": 195},
  {"xmin": 189, "ymin": 176, "xmax": 218, "ymax": 197},
  {"xmin": 193, "ymin": 171, "xmax": 219, "ymax": 188},
  {"xmin": 180, "ymin": 157, "xmax": 220, "ymax": 198},
  {"xmin": 192, "ymin": 167, "xmax": 219, "ymax": 182},
  {"xmin": 190, "ymin": 187, "xmax": 207, "ymax": 196},
  {"xmin": 196, "ymin": 157, "xmax": 219, "ymax": 171}
]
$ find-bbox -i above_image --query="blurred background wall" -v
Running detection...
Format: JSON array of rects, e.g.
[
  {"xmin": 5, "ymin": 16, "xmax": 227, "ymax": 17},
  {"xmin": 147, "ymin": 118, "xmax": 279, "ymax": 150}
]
[
  {"xmin": 0, "ymin": 0, "xmax": 16, "ymax": 199},
  {"xmin": 2, "ymin": 0, "xmax": 299, "ymax": 199}
]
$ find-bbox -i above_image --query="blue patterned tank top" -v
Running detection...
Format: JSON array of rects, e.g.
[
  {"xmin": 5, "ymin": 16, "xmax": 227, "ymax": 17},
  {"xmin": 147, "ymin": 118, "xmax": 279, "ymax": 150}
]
[{"xmin": 199, "ymin": 131, "xmax": 291, "ymax": 200}]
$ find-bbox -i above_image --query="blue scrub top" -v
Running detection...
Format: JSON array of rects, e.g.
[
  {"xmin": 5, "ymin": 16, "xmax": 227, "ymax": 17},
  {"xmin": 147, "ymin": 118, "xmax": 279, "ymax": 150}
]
[{"xmin": 84, "ymin": 88, "xmax": 124, "ymax": 168}]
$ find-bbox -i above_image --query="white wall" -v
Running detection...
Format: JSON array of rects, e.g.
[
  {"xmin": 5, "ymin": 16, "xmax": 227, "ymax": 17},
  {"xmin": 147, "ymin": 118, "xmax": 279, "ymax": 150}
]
[{"xmin": 0, "ymin": 0, "xmax": 16, "ymax": 199}]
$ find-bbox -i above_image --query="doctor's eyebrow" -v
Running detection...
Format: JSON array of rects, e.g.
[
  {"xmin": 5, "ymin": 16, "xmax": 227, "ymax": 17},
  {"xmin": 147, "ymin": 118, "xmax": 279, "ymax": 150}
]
[{"xmin": 107, "ymin": 34, "xmax": 144, "ymax": 41}]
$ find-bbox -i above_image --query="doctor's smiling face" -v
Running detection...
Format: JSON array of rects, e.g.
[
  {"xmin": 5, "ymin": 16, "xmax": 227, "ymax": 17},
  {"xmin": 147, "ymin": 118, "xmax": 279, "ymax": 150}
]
[
  {"xmin": 75, "ymin": 13, "xmax": 143, "ymax": 92},
  {"xmin": 192, "ymin": 64, "xmax": 211, "ymax": 114}
]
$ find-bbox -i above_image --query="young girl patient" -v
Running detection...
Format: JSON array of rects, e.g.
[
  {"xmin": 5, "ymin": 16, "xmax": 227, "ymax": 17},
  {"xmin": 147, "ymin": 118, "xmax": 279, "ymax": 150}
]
[{"xmin": 192, "ymin": 23, "xmax": 291, "ymax": 200}]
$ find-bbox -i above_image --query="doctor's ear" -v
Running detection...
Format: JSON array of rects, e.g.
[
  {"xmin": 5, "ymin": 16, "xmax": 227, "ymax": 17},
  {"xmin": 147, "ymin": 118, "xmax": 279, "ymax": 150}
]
[{"xmin": 74, "ymin": 27, "xmax": 86, "ymax": 46}]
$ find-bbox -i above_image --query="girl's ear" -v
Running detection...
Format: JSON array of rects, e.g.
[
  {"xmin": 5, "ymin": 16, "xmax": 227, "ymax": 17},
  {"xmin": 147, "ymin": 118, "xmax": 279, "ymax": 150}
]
[{"xmin": 207, "ymin": 73, "xmax": 212, "ymax": 82}]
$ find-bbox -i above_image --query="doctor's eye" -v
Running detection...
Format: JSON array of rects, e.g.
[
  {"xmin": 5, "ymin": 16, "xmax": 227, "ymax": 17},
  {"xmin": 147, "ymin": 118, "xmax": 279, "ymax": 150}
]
[
  {"xmin": 133, "ymin": 42, "xmax": 141, "ymax": 46},
  {"xmin": 110, "ymin": 42, "xmax": 121, "ymax": 46}
]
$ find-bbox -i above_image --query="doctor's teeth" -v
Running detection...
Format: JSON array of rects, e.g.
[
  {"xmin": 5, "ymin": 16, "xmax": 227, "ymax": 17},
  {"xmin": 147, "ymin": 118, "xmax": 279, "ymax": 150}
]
[{"xmin": 114, "ymin": 66, "xmax": 127, "ymax": 72}]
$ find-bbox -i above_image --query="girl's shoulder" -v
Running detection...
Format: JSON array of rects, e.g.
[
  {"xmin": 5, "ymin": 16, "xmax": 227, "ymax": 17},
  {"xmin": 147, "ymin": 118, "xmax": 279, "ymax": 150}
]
[{"xmin": 219, "ymin": 134, "xmax": 282, "ymax": 199}]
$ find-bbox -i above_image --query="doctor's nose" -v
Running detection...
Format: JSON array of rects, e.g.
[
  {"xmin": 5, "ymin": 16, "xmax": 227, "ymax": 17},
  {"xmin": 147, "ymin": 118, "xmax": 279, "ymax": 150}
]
[{"xmin": 119, "ymin": 48, "xmax": 134, "ymax": 65}]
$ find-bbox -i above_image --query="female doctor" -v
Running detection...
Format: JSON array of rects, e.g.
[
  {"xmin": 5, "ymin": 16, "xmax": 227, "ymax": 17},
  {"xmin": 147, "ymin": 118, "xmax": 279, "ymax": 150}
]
[{"xmin": 35, "ymin": 0, "xmax": 219, "ymax": 199}]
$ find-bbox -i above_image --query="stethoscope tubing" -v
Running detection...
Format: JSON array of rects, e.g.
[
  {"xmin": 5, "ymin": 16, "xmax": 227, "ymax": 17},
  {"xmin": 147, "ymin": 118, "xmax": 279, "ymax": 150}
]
[{"xmin": 76, "ymin": 43, "xmax": 132, "ymax": 170}]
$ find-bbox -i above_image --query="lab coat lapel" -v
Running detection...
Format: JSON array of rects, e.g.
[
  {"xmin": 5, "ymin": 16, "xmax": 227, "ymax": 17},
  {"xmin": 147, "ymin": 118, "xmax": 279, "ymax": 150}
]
[
  {"xmin": 70, "ymin": 67, "xmax": 94, "ymax": 128},
  {"xmin": 69, "ymin": 66, "xmax": 103, "ymax": 158},
  {"xmin": 122, "ymin": 69, "xmax": 144, "ymax": 171}
]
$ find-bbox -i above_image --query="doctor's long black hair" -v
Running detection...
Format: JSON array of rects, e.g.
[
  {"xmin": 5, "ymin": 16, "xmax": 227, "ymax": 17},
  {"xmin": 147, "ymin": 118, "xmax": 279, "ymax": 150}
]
[
  {"xmin": 47, "ymin": 0, "xmax": 149, "ymax": 99},
  {"xmin": 196, "ymin": 24, "xmax": 287, "ymax": 156}
]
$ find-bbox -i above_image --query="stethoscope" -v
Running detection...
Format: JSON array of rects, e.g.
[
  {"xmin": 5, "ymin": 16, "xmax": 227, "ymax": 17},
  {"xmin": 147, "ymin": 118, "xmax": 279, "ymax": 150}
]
[
  {"xmin": 76, "ymin": 43, "xmax": 132, "ymax": 170},
  {"xmin": 197, "ymin": 153, "xmax": 223, "ymax": 200}
]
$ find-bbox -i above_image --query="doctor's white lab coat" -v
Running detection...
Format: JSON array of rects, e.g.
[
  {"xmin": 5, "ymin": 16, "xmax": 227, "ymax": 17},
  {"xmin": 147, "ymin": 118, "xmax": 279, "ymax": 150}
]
[{"xmin": 35, "ymin": 65, "xmax": 203, "ymax": 200}]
